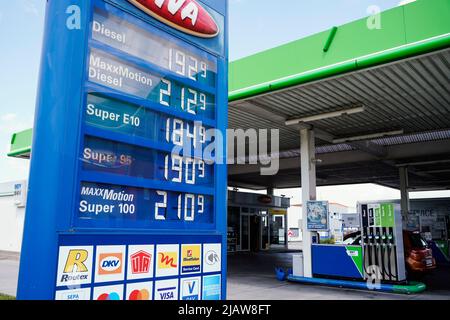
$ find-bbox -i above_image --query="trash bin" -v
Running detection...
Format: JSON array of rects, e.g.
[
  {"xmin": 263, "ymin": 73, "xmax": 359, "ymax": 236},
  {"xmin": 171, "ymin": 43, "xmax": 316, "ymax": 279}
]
[{"xmin": 293, "ymin": 253, "xmax": 304, "ymax": 277}]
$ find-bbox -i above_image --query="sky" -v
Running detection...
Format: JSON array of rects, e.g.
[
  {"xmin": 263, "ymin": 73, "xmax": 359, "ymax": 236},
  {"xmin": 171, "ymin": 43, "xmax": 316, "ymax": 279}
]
[{"xmin": 0, "ymin": 0, "xmax": 448, "ymax": 207}]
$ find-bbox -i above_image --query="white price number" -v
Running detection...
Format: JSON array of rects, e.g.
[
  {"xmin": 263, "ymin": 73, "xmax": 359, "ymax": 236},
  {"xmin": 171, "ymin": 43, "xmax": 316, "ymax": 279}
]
[
  {"xmin": 155, "ymin": 191, "xmax": 205, "ymax": 222},
  {"xmin": 164, "ymin": 155, "xmax": 206, "ymax": 185},
  {"xmin": 169, "ymin": 48, "xmax": 208, "ymax": 81},
  {"xmin": 159, "ymin": 79, "xmax": 207, "ymax": 115},
  {"xmin": 165, "ymin": 118, "xmax": 207, "ymax": 148}
]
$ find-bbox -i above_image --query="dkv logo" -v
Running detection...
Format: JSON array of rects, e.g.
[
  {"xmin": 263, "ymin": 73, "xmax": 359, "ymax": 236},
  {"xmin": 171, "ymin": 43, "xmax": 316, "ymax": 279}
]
[
  {"xmin": 98, "ymin": 253, "xmax": 123, "ymax": 275},
  {"xmin": 128, "ymin": 0, "xmax": 219, "ymax": 38}
]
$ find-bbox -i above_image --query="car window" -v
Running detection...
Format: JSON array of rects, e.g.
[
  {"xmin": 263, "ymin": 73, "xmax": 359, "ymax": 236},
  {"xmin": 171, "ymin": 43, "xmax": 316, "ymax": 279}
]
[
  {"xmin": 352, "ymin": 236, "xmax": 361, "ymax": 245},
  {"xmin": 409, "ymin": 233, "xmax": 428, "ymax": 248},
  {"xmin": 343, "ymin": 238, "xmax": 354, "ymax": 245}
]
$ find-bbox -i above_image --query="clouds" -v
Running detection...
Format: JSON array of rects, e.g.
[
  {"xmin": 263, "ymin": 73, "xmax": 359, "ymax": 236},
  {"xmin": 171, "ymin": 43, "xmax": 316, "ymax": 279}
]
[
  {"xmin": 20, "ymin": 0, "xmax": 40, "ymax": 17},
  {"xmin": 0, "ymin": 155, "xmax": 30, "ymax": 182},
  {"xmin": 0, "ymin": 113, "xmax": 31, "ymax": 135},
  {"xmin": 1, "ymin": 113, "xmax": 17, "ymax": 122}
]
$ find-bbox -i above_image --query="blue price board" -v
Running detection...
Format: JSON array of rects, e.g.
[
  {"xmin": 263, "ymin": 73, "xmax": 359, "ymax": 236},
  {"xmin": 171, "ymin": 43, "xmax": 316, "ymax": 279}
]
[{"xmin": 18, "ymin": 0, "xmax": 228, "ymax": 300}]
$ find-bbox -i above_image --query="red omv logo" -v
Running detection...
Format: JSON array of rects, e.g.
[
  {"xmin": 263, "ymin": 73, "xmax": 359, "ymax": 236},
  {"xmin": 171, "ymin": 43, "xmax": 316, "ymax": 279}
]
[{"xmin": 128, "ymin": 0, "xmax": 219, "ymax": 38}]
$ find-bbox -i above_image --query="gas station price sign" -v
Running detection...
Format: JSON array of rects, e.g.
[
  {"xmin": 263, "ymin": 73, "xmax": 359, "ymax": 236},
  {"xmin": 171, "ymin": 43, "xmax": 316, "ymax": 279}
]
[{"xmin": 18, "ymin": 0, "xmax": 228, "ymax": 301}]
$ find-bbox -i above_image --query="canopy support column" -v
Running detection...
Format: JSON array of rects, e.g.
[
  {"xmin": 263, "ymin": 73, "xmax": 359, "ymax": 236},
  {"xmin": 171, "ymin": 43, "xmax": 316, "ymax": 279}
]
[
  {"xmin": 399, "ymin": 167, "xmax": 410, "ymax": 220},
  {"xmin": 300, "ymin": 128, "xmax": 317, "ymax": 278}
]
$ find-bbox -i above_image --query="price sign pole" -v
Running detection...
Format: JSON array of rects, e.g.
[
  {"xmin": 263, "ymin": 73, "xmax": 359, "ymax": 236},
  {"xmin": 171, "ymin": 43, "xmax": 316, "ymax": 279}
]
[{"xmin": 17, "ymin": 0, "xmax": 228, "ymax": 300}]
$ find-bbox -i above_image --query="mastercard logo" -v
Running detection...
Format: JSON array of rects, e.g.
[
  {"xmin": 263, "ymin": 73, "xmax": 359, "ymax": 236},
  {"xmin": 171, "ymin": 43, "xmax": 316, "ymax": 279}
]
[
  {"xmin": 129, "ymin": 289, "xmax": 150, "ymax": 300},
  {"xmin": 97, "ymin": 292, "xmax": 121, "ymax": 300}
]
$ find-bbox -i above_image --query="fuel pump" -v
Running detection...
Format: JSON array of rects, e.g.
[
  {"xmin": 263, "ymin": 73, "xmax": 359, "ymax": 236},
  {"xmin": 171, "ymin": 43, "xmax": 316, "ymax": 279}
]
[
  {"xmin": 380, "ymin": 228, "xmax": 389, "ymax": 280},
  {"xmin": 359, "ymin": 202, "xmax": 406, "ymax": 283}
]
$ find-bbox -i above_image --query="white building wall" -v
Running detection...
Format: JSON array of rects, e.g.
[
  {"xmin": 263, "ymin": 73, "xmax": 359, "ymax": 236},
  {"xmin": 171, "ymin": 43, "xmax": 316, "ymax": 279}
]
[
  {"xmin": 0, "ymin": 181, "xmax": 27, "ymax": 252},
  {"xmin": 287, "ymin": 206, "xmax": 303, "ymax": 241}
]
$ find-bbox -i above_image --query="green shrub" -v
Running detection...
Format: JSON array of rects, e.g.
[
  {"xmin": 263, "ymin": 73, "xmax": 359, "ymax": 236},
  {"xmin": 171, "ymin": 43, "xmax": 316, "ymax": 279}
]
[{"xmin": 320, "ymin": 238, "xmax": 336, "ymax": 245}]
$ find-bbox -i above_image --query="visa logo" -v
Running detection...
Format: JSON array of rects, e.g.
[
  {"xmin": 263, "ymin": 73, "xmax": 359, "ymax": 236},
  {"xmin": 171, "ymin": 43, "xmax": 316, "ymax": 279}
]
[
  {"xmin": 158, "ymin": 287, "xmax": 176, "ymax": 300},
  {"xmin": 67, "ymin": 294, "xmax": 80, "ymax": 300},
  {"xmin": 160, "ymin": 292, "xmax": 174, "ymax": 300}
]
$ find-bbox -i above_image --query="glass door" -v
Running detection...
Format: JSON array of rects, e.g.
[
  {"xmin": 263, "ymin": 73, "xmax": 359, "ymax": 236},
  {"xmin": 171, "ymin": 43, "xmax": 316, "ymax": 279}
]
[
  {"xmin": 240, "ymin": 214, "xmax": 250, "ymax": 252},
  {"xmin": 270, "ymin": 214, "xmax": 287, "ymax": 249},
  {"xmin": 260, "ymin": 210, "xmax": 270, "ymax": 251}
]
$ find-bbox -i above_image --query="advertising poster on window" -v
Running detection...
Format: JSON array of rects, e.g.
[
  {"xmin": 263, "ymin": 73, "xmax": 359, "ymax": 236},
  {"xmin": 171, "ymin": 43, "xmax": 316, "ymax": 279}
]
[{"xmin": 307, "ymin": 201, "xmax": 329, "ymax": 231}]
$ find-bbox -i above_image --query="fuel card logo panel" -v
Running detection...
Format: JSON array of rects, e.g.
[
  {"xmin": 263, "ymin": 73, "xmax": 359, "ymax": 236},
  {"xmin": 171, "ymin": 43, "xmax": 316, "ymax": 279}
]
[
  {"xmin": 94, "ymin": 285, "xmax": 124, "ymax": 300},
  {"xmin": 126, "ymin": 281, "xmax": 153, "ymax": 300},
  {"xmin": 55, "ymin": 288, "xmax": 91, "ymax": 301},
  {"xmin": 181, "ymin": 277, "xmax": 201, "ymax": 300},
  {"xmin": 56, "ymin": 246, "xmax": 93, "ymax": 287},
  {"xmin": 156, "ymin": 244, "xmax": 179, "ymax": 277},
  {"xmin": 155, "ymin": 279, "xmax": 178, "ymax": 300},
  {"xmin": 127, "ymin": 245, "xmax": 155, "ymax": 280},
  {"xmin": 181, "ymin": 244, "xmax": 201, "ymax": 274},
  {"xmin": 95, "ymin": 245, "xmax": 126, "ymax": 283},
  {"xmin": 203, "ymin": 243, "xmax": 221, "ymax": 273},
  {"xmin": 202, "ymin": 274, "xmax": 221, "ymax": 300}
]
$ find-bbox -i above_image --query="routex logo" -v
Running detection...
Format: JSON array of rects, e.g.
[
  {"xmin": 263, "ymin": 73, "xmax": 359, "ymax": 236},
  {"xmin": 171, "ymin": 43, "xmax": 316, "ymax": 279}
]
[
  {"xmin": 128, "ymin": 0, "xmax": 219, "ymax": 38},
  {"xmin": 61, "ymin": 250, "xmax": 89, "ymax": 283},
  {"xmin": 130, "ymin": 251, "xmax": 152, "ymax": 274},
  {"xmin": 57, "ymin": 246, "xmax": 93, "ymax": 287},
  {"xmin": 98, "ymin": 253, "xmax": 123, "ymax": 275}
]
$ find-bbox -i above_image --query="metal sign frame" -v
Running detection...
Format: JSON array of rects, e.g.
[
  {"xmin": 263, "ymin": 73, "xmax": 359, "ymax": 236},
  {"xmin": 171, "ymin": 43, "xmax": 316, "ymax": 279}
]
[{"xmin": 17, "ymin": 0, "xmax": 228, "ymax": 300}]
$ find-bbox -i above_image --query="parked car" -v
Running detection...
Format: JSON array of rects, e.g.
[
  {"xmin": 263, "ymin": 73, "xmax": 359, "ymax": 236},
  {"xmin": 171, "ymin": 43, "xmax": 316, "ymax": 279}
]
[
  {"xmin": 343, "ymin": 230, "xmax": 436, "ymax": 276},
  {"xmin": 403, "ymin": 230, "xmax": 436, "ymax": 273}
]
